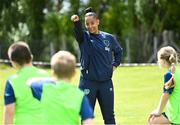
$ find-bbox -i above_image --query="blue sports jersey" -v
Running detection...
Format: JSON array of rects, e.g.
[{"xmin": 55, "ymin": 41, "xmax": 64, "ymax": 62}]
[
  {"xmin": 73, "ymin": 21, "xmax": 122, "ymax": 82},
  {"xmin": 30, "ymin": 80, "xmax": 94, "ymax": 121},
  {"xmin": 163, "ymin": 71, "xmax": 174, "ymax": 94}
]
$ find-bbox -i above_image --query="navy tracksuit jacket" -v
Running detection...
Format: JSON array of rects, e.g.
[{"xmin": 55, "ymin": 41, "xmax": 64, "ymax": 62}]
[{"xmin": 73, "ymin": 20, "xmax": 122, "ymax": 124}]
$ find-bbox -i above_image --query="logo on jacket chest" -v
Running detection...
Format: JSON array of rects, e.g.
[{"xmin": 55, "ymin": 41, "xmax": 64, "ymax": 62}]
[{"xmin": 103, "ymin": 40, "xmax": 110, "ymax": 51}]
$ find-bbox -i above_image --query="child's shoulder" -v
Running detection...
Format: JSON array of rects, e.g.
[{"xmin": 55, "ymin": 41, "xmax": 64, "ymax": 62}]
[
  {"xmin": 164, "ymin": 70, "xmax": 172, "ymax": 76},
  {"xmin": 164, "ymin": 70, "xmax": 172, "ymax": 83}
]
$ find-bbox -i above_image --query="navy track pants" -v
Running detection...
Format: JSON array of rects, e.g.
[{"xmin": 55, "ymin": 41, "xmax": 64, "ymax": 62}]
[{"xmin": 79, "ymin": 77, "xmax": 116, "ymax": 124}]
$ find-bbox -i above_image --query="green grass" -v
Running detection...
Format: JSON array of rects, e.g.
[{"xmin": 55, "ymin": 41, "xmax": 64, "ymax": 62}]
[{"xmin": 0, "ymin": 64, "xmax": 166, "ymax": 124}]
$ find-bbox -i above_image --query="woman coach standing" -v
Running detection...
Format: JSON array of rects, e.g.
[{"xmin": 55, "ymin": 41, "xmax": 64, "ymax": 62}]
[{"xmin": 71, "ymin": 7, "xmax": 122, "ymax": 124}]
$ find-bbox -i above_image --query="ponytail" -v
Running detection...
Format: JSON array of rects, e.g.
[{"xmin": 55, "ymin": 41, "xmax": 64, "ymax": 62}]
[
  {"xmin": 84, "ymin": 7, "xmax": 94, "ymax": 14},
  {"xmin": 169, "ymin": 53, "xmax": 177, "ymax": 64},
  {"xmin": 158, "ymin": 46, "xmax": 178, "ymax": 65},
  {"xmin": 84, "ymin": 7, "xmax": 97, "ymax": 18},
  {"xmin": 171, "ymin": 63, "xmax": 175, "ymax": 73}
]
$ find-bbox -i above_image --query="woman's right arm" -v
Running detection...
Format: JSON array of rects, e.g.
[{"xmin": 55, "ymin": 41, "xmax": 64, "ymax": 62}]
[{"xmin": 71, "ymin": 15, "xmax": 84, "ymax": 44}]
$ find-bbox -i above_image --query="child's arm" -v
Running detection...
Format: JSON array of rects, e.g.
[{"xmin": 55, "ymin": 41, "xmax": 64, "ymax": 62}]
[
  {"xmin": 3, "ymin": 80, "xmax": 16, "ymax": 124},
  {"xmin": 3, "ymin": 103, "xmax": 15, "ymax": 124},
  {"xmin": 155, "ymin": 93, "xmax": 169, "ymax": 115},
  {"xmin": 150, "ymin": 70, "xmax": 175, "ymax": 116},
  {"xmin": 151, "ymin": 70, "xmax": 172, "ymax": 116},
  {"xmin": 148, "ymin": 93, "xmax": 169, "ymax": 122},
  {"xmin": 80, "ymin": 96, "xmax": 94, "ymax": 124},
  {"xmin": 82, "ymin": 118, "xmax": 93, "ymax": 125},
  {"xmin": 27, "ymin": 78, "xmax": 53, "ymax": 101}
]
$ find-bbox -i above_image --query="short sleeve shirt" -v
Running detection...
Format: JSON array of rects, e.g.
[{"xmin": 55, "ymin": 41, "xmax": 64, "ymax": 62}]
[{"xmin": 163, "ymin": 71, "xmax": 174, "ymax": 94}]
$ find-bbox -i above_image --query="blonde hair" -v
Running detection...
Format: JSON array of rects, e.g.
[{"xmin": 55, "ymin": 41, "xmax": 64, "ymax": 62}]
[
  {"xmin": 51, "ymin": 51, "xmax": 76, "ymax": 79},
  {"xmin": 158, "ymin": 46, "xmax": 178, "ymax": 65}
]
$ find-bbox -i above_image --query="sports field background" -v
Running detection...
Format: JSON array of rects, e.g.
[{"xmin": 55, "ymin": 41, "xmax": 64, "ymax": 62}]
[{"xmin": 0, "ymin": 64, "xmax": 166, "ymax": 124}]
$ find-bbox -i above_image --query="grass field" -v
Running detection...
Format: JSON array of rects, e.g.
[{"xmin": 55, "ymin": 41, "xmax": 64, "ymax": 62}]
[{"xmin": 0, "ymin": 64, "xmax": 166, "ymax": 124}]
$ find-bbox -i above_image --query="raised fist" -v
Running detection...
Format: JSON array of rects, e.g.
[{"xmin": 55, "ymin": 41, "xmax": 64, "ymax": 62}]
[{"xmin": 71, "ymin": 15, "xmax": 79, "ymax": 22}]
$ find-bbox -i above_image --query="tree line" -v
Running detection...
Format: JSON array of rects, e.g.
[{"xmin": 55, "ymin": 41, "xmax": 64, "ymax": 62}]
[{"xmin": 0, "ymin": 0, "xmax": 180, "ymax": 63}]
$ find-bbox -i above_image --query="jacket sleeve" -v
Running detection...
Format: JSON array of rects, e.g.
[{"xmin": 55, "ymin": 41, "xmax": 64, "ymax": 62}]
[
  {"xmin": 73, "ymin": 20, "xmax": 84, "ymax": 44},
  {"xmin": 112, "ymin": 36, "xmax": 123, "ymax": 67}
]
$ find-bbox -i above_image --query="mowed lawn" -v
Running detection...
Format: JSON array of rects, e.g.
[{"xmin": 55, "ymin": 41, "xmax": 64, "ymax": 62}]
[{"xmin": 0, "ymin": 64, "xmax": 166, "ymax": 124}]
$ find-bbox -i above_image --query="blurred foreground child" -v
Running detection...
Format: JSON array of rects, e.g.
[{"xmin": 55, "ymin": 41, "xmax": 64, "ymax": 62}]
[
  {"xmin": 3, "ymin": 41, "xmax": 49, "ymax": 124},
  {"xmin": 28, "ymin": 50, "xmax": 94, "ymax": 124}
]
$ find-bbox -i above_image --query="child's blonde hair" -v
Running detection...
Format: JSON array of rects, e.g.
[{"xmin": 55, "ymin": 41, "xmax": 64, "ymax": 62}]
[
  {"xmin": 51, "ymin": 51, "xmax": 76, "ymax": 79},
  {"xmin": 158, "ymin": 46, "xmax": 178, "ymax": 65}
]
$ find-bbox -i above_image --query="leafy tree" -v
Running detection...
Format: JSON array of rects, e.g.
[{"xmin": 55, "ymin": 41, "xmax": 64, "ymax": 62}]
[
  {"xmin": 0, "ymin": 0, "xmax": 21, "ymax": 58},
  {"xmin": 0, "ymin": 0, "xmax": 179, "ymax": 63}
]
